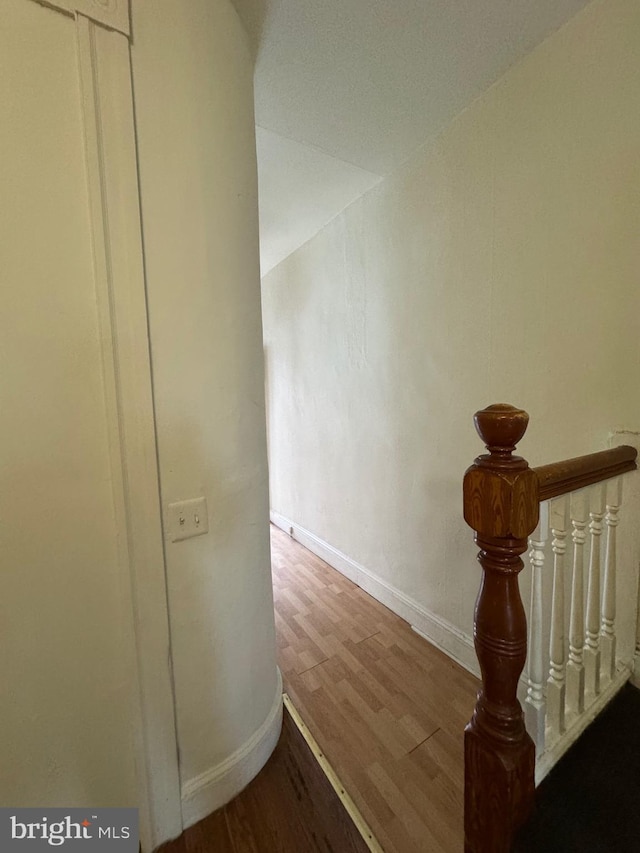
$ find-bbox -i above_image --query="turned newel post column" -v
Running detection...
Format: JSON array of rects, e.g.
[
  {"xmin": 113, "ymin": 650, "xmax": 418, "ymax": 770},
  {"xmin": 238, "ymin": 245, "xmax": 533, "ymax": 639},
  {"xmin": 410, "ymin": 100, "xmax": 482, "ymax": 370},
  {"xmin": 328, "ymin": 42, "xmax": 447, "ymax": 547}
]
[{"xmin": 463, "ymin": 404, "xmax": 539, "ymax": 853}]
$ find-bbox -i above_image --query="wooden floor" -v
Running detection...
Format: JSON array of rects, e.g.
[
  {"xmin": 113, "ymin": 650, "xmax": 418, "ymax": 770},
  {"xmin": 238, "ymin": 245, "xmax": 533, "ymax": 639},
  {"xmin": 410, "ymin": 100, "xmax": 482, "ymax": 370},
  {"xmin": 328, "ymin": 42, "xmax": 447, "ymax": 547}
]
[
  {"xmin": 159, "ymin": 527, "xmax": 479, "ymax": 853},
  {"xmin": 272, "ymin": 525, "xmax": 479, "ymax": 853},
  {"xmin": 158, "ymin": 707, "xmax": 369, "ymax": 853}
]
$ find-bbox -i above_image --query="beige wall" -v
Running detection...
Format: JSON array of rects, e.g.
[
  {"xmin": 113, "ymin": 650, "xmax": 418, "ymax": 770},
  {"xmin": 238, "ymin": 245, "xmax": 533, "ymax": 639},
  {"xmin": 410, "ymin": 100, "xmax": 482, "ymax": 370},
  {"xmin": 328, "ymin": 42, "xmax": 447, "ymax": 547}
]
[
  {"xmin": 0, "ymin": 0, "xmax": 137, "ymax": 807},
  {"xmin": 3, "ymin": 0, "xmax": 277, "ymax": 830},
  {"xmin": 131, "ymin": 0, "xmax": 279, "ymax": 813},
  {"xmin": 262, "ymin": 0, "xmax": 640, "ymax": 643}
]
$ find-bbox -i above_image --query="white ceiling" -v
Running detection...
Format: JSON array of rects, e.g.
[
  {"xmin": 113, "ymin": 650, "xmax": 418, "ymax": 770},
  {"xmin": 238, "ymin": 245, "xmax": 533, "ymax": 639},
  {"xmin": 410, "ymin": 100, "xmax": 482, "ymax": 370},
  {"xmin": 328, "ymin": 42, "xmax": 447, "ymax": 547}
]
[{"xmin": 234, "ymin": 0, "xmax": 592, "ymax": 275}]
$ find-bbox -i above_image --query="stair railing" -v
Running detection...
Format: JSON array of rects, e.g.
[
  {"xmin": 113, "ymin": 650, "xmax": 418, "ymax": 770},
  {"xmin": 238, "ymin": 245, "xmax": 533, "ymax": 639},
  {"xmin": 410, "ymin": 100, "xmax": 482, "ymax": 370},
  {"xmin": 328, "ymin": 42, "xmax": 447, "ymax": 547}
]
[
  {"xmin": 462, "ymin": 404, "xmax": 638, "ymax": 853},
  {"xmin": 523, "ymin": 444, "xmax": 639, "ymax": 784}
]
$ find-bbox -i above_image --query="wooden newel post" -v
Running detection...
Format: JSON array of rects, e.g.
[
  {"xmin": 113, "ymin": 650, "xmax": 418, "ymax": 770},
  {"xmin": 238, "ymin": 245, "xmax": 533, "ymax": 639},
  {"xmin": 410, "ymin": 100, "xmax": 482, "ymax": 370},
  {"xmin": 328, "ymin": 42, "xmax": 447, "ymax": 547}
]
[{"xmin": 463, "ymin": 404, "xmax": 539, "ymax": 853}]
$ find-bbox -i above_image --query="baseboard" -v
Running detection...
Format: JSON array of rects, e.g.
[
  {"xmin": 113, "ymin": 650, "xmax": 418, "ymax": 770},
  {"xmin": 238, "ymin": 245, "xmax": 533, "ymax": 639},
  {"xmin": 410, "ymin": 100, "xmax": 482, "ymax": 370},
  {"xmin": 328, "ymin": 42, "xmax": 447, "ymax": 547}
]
[
  {"xmin": 270, "ymin": 512, "xmax": 479, "ymax": 678},
  {"xmin": 180, "ymin": 667, "xmax": 283, "ymax": 828}
]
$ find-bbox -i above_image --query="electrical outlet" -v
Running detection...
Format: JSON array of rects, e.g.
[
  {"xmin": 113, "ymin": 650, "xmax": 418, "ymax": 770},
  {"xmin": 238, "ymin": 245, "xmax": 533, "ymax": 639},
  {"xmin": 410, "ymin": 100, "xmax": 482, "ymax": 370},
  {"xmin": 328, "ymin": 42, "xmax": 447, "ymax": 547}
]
[{"xmin": 167, "ymin": 497, "xmax": 209, "ymax": 542}]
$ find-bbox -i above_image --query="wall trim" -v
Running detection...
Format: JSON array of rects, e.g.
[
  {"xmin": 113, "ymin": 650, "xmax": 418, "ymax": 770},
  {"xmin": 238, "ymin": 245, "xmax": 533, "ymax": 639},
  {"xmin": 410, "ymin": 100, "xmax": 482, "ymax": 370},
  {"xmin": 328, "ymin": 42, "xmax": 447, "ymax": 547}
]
[
  {"xmin": 30, "ymin": 0, "xmax": 130, "ymax": 36},
  {"xmin": 181, "ymin": 668, "xmax": 284, "ymax": 829},
  {"xmin": 76, "ymin": 17, "xmax": 182, "ymax": 850},
  {"xmin": 270, "ymin": 512, "xmax": 479, "ymax": 678}
]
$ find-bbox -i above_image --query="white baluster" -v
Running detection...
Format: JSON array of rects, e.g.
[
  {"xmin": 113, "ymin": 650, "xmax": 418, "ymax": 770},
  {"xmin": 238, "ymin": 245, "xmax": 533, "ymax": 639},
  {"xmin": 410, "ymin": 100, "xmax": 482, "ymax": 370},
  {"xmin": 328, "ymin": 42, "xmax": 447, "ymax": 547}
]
[
  {"xmin": 600, "ymin": 477, "xmax": 621, "ymax": 682},
  {"xmin": 566, "ymin": 491, "xmax": 586, "ymax": 716},
  {"xmin": 525, "ymin": 502, "xmax": 548, "ymax": 752},
  {"xmin": 546, "ymin": 498, "xmax": 567, "ymax": 741},
  {"xmin": 584, "ymin": 485, "xmax": 605, "ymax": 698}
]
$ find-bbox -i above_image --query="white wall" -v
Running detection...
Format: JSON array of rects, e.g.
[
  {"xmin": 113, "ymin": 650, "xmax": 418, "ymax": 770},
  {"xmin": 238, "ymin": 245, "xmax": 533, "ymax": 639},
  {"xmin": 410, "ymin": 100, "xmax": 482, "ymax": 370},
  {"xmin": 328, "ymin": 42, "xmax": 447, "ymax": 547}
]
[
  {"xmin": 131, "ymin": 0, "xmax": 280, "ymax": 824},
  {"xmin": 262, "ymin": 0, "xmax": 640, "ymax": 655},
  {"xmin": 0, "ymin": 0, "xmax": 137, "ymax": 807}
]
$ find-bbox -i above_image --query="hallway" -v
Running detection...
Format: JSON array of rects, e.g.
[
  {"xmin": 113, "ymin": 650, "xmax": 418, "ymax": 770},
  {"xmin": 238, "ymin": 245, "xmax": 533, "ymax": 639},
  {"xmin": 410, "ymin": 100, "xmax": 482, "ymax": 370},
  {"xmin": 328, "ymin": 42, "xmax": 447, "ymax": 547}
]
[{"xmin": 271, "ymin": 525, "xmax": 479, "ymax": 852}]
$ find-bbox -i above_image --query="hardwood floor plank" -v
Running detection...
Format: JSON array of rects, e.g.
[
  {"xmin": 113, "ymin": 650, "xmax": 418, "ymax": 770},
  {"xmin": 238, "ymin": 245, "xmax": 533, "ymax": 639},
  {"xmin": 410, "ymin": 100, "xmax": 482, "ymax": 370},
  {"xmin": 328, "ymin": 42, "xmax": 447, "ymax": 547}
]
[
  {"xmin": 158, "ymin": 710, "xmax": 370, "ymax": 853},
  {"xmin": 366, "ymin": 761, "xmax": 444, "ymax": 852},
  {"xmin": 159, "ymin": 526, "xmax": 479, "ymax": 853},
  {"xmin": 271, "ymin": 525, "xmax": 479, "ymax": 852}
]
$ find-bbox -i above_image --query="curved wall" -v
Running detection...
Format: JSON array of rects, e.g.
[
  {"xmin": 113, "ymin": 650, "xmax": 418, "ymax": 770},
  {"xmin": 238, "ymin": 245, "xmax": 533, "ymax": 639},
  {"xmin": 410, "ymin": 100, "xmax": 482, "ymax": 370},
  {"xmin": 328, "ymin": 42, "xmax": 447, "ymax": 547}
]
[{"xmin": 130, "ymin": 0, "xmax": 280, "ymax": 828}]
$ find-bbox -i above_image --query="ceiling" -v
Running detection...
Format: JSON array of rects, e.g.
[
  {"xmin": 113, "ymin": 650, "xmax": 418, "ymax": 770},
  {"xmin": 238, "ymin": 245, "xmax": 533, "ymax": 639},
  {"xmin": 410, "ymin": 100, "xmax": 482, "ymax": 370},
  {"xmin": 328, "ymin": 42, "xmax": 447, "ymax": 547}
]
[{"xmin": 233, "ymin": 0, "xmax": 592, "ymax": 275}]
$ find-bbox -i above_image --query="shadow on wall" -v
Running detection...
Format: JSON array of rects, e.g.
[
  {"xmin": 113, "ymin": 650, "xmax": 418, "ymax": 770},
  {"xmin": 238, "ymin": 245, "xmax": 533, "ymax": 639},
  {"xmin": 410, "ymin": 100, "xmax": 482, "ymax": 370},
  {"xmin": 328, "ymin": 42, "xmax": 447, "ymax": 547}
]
[{"xmin": 231, "ymin": 0, "xmax": 270, "ymax": 57}]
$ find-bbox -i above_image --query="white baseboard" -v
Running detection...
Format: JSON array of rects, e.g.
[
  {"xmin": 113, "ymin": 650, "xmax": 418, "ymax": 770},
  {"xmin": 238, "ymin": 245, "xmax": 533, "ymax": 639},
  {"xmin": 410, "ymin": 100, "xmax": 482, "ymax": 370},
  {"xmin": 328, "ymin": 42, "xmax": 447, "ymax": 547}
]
[
  {"xmin": 270, "ymin": 512, "xmax": 479, "ymax": 678},
  {"xmin": 180, "ymin": 667, "xmax": 283, "ymax": 828}
]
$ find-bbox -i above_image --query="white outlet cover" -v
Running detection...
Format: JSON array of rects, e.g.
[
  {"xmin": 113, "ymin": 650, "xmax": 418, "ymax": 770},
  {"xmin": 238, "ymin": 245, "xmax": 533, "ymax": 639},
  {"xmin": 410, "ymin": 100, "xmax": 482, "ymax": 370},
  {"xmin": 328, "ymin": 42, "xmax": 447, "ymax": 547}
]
[{"xmin": 167, "ymin": 497, "xmax": 209, "ymax": 542}]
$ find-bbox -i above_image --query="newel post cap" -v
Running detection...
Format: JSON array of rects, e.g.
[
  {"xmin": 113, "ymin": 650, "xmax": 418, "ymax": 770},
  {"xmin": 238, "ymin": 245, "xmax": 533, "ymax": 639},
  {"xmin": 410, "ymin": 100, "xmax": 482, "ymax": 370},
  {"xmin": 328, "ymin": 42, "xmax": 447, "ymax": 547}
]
[
  {"xmin": 464, "ymin": 403, "xmax": 539, "ymax": 539},
  {"xmin": 474, "ymin": 403, "xmax": 529, "ymax": 456}
]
